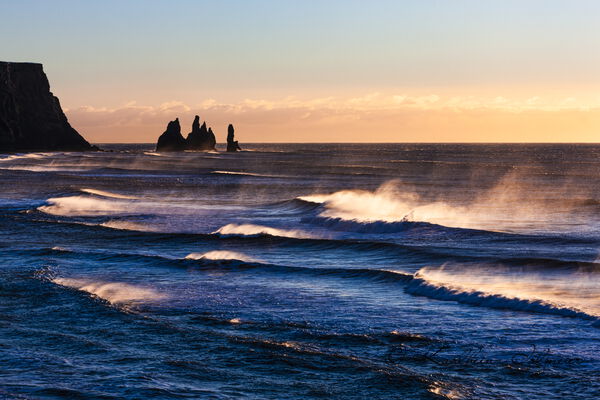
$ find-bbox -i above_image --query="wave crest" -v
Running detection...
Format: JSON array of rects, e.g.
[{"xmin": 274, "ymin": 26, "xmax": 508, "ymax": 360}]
[
  {"xmin": 213, "ymin": 223, "xmax": 314, "ymax": 239},
  {"xmin": 81, "ymin": 188, "xmax": 138, "ymax": 199},
  {"xmin": 52, "ymin": 278, "xmax": 166, "ymax": 304},
  {"xmin": 185, "ymin": 250, "xmax": 257, "ymax": 262},
  {"xmin": 38, "ymin": 196, "xmax": 132, "ymax": 216},
  {"xmin": 405, "ymin": 266, "xmax": 600, "ymax": 325}
]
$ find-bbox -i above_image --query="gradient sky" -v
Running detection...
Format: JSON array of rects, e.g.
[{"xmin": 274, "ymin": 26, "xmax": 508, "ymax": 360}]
[{"xmin": 2, "ymin": 0, "xmax": 600, "ymax": 142}]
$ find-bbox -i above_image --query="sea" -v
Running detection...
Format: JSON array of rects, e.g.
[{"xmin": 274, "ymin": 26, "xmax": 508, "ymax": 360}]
[{"xmin": 0, "ymin": 143, "xmax": 598, "ymax": 399}]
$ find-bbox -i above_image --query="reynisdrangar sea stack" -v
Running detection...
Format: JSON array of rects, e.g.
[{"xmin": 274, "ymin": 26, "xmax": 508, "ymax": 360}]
[{"xmin": 155, "ymin": 116, "xmax": 239, "ymax": 152}]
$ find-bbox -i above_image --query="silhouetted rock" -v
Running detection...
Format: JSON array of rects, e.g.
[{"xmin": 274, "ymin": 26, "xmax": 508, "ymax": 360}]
[
  {"xmin": 156, "ymin": 118, "xmax": 186, "ymax": 151},
  {"xmin": 226, "ymin": 124, "xmax": 241, "ymax": 152},
  {"xmin": 156, "ymin": 117, "xmax": 237, "ymax": 152},
  {"xmin": 184, "ymin": 115, "xmax": 216, "ymax": 151},
  {"xmin": 207, "ymin": 127, "xmax": 216, "ymax": 149},
  {"xmin": 0, "ymin": 61, "xmax": 95, "ymax": 151}
]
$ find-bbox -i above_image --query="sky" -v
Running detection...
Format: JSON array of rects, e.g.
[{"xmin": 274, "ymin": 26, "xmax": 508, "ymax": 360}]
[{"xmin": 2, "ymin": 0, "xmax": 600, "ymax": 143}]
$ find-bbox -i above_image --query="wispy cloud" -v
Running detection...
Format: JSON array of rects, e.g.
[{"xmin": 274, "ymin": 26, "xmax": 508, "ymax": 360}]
[{"xmin": 64, "ymin": 93, "xmax": 600, "ymax": 143}]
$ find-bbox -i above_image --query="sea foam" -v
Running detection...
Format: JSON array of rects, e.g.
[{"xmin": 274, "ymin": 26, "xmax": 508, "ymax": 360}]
[
  {"xmin": 38, "ymin": 196, "xmax": 131, "ymax": 216},
  {"xmin": 52, "ymin": 278, "xmax": 166, "ymax": 304},
  {"xmin": 81, "ymin": 188, "xmax": 138, "ymax": 199},
  {"xmin": 185, "ymin": 250, "xmax": 257, "ymax": 262},
  {"xmin": 213, "ymin": 223, "xmax": 314, "ymax": 239},
  {"xmin": 405, "ymin": 266, "xmax": 599, "ymax": 324}
]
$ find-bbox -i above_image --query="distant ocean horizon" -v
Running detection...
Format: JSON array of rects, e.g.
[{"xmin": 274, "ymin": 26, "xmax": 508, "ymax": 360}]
[{"xmin": 1, "ymin": 143, "xmax": 599, "ymax": 399}]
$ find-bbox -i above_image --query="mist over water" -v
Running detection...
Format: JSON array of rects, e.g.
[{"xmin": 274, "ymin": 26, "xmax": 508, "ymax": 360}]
[{"xmin": 1, "ymin": 143, "xmax": 599, "ymax": 399}]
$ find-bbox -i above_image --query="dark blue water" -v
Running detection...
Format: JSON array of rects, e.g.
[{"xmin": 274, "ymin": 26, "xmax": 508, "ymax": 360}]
[{"xmin": 1, "ymin": 144, "xmax": 599, "ymax": 399}]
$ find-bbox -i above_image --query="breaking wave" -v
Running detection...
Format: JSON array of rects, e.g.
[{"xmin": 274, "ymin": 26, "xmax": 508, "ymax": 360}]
[
  {"xmin": 100, "ymin": 220, "xmax": 159, "ymax": 232},
  {"xmin": 35, "ymin": 243, "xmax": 600, "ymax": 327},
  {"xmin": 302, "ymin": 215, "xmax": 434, "ymax": 234},
  {"xmin": 213, "ymin": 223, "xmax": 314, "ymax": 239},
  {"xmin": 185, "ymin": 250, "xmax": 257, "ymax": 262},
  {"xmin": 0, "ymin": 153, "xmax": 53, "ymax": 162},
  {"xmin": 406, "ymin": 265, "xmax": 600, "ymax": 325},
  {"xmin": 298, "ymin": 178, "xmax": 574, "ymax": 233},
  {"xmin": 211, "ymin": 170, "xmax": 281, "ymax": 178},
  {"xmin": 406, "ymin": 277, "xmax": 593, "ymax": 319},
  {"xmin": 52, "ymin": 277, "xmax": 166, "ymax": 304},
  {"xmin": 38, "ymin": 196, "xmax": 133, "ymax": 216},
  {"xmin": 81, "ymin": 188, "xmax": 138, "ymax": 199}
]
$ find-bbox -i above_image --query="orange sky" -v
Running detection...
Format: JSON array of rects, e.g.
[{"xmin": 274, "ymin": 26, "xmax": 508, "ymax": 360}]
[
  {"xmin": 4, "ymin": 1, "xmax": 599, "ymax": 143},
  {"xmin": 64, "ymin": 89, "xmax": 600, "ymax": 143}
]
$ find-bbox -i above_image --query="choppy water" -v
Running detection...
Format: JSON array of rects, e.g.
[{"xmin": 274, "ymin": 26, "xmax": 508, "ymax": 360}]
[{"xmin": 1, "ymin": 143, "xmax": 599, "ymax": 399}]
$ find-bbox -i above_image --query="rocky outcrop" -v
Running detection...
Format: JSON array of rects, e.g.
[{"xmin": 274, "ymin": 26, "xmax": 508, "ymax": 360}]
[
  {"xmin": 207, "ymin": 128, "xmax": 216, "ymax": 149},
  {"xmin": 0, "ymin": 61, "xmax": 95, "ymax": 151},
  {"xmin": 155, "ymin": 117, "xmax": 240, "ymax": 152},
  {"xmin": 185, "ymin": 115, "xmax": 215, "ymax": 150},
  {"xmin": 226, "ymin": 124, "xmax": 241, "ymax": 152},
  {"xmin": 156, "ymin": 118, "xmax": 186, "ymax": 151}
]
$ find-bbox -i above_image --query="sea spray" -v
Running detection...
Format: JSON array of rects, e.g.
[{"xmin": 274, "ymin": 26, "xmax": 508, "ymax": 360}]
[
  {"xmin": 214, "ymin": 223, "xmax": 314, "ymax": 239},
  {"xmin": 185, "ymin": 250, "xmax": 257, "ymax": 262},
  {"xmin": 52, "ymin": 278, "xmax": 166, "ymax": 304}
]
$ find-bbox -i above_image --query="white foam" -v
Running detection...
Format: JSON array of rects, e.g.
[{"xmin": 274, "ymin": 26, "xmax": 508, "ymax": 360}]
[
  {"xmin": 298, "ymin": 181, "xmax": 444, "ymax": 224},
  {"xmin": 0, "ymin": 165, "xmax": 85, "ymax": 172},
  {"xmin": 299, "ymin": 177, "xmax": 574, "ymax": 233},
  {"xmin": 185, "ymin": 250, "xmax": 257, "ymax": 262},
  {"xmin": 428, "ymin": 383, "xmax": 464, "ymax": 400},
  {"xmin": 211, "ymin": 170, "xmax": 280, "ymax": 178},
  {"xmin": 81, "ymin": 188, "xmax": 138, "ymax": 199},
  {"xmin": 51, "ymin": 246, "xmax": 70, "ymax": 252},
  {"xmin": 405, "ymin": 266, "xmax": 599, "ymax": 321},
  {"xmin": 53, "ymin": 278, "xmax": 166, "ymax": 304},
  {"xmin": 0, "ymin": 153, "xmax": 52, "ymax": 162},
  {"xmin": 100, "ymin": 220, "xmax": 158, "ymax": 232},
  {"xmin": 38, "ymin": 196, "xmax": 131, "ymax": 216},
  {"xmin": 213, "ymin": 223, "xmax": 313, "ymax": 239}
]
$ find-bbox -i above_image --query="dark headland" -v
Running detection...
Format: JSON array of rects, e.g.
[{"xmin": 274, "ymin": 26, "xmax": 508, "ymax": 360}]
[{"xmin": 0, "ymin": 61, "xmax": 96, "ymax": 151}]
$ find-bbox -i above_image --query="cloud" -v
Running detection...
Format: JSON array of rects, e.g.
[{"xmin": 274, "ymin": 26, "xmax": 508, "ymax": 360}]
[{"xmin": 64, "ymin": 93, "xmax": 600, "ymax": 143}]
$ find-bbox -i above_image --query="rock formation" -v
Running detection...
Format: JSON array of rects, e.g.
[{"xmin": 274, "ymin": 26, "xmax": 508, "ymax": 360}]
[
  {"xmin": 226, "ymin": 124, "xmax": 241, "ymax": 152},
  {"xmin": 156, "ymin": 118, "xmax": 186, "ymax": 151},
  {"xmin": 207, "ymin": 128, "xmax": 216, "ymax": 149},
  {"xmin": 155, "ymin": 118, "xmax": 240, "ymax": 152},
  {"xmin": 185, "ymin": 115, "xmax": 216, "ymax": 150},
  {"xmin": 0, "ymin": 61, "xmax": 95, "ymax": 151}
]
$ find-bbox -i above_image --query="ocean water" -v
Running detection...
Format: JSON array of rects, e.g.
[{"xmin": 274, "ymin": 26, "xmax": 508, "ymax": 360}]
[{"xmin": 0, "ymin": 143, "xmax": 599, "ymax": 399}]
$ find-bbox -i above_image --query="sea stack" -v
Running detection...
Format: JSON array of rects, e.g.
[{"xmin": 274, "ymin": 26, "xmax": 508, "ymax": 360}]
[
  {"xmin": 226, "ymin": 124, "xmax": 241, "ymax": 152},
  {"xmin": 185, "ymin": 115, "xmax": 216, "ymax": 150},
  {"xmin": 156, "ymin": 118, "xmax": 186, "ymax": 151},
  {"xmin": 0, "ymin": 61, "xmax": 95, "ymax": 151}
]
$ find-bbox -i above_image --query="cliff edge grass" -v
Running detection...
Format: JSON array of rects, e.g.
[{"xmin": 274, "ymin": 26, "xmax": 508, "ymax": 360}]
[{"xmin": 0, "ymin": 61, "xmax": 96, "ymax": 152}]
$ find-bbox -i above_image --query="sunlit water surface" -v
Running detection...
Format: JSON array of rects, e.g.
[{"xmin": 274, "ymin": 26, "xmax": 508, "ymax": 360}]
[{"xmin": 1, "ymin": 144, "xmax": 599, "ymax": 399}]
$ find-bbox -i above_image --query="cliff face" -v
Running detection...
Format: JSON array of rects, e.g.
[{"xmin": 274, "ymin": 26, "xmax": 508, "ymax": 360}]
[{"xmin": 0, "ymin": 61, "xmax": 94, "ymax": 151}]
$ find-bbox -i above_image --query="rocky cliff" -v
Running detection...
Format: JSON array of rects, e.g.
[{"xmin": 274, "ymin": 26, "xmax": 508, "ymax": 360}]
[{"xmin": 0, "ymin": 61, "xmax": 95, "ymax": 151}]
